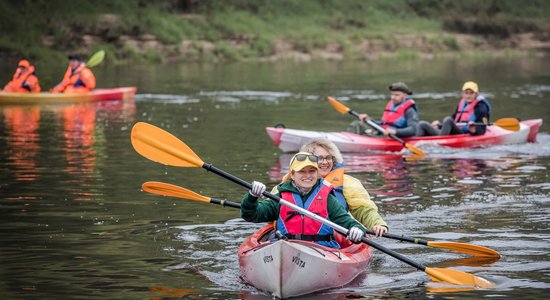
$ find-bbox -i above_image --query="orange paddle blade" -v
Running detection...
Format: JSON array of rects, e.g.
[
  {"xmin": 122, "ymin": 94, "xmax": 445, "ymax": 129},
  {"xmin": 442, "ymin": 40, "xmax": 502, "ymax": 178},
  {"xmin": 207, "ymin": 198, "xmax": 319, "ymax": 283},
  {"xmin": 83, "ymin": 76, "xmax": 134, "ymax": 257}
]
[
  {"xmin": 493, "ymin": 118, "xmax": 520, "ymax": 131},
  {"xmin": 405, "ymin": 143, "xmax": 425, "ymax": 158},
  {"xmin": 131, "ymin": 122, "xmax": 204, "ymax": 167},
  {"xmin": 427, "ymin": 241, "xmax": 500, "ymax": 258},
  {"xmin": 142, "ymin": 181, "xmax": 211, "ymax": 203},
  {"xmin": 327, "ymin": 96, "xmax": 351, "ymax": 114},
  {"xmin": 426, "ymin": 267, "xmax": 494, "ymax": 288}
]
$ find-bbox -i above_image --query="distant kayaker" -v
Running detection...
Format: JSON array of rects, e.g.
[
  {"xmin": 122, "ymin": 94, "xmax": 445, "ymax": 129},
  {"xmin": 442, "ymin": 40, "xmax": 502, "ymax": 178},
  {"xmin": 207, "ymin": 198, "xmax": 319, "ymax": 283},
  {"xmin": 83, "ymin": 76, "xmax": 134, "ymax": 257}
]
[
  {"xmin": 417, "ymin": 81, "xmax": 491, "ymax": 136},
  {"xmin": 299, "ymin": 138, "xmax": 388, "ymax": 237},
  {"xmin": 240, "ymin": 152, "xmax": 367, "ymax": 249},
  {"xmin": 348, "ymin": 82, "xmax": 419, "ymax": 137},
  {"xmin": 2, "ymin": 59, "xmax": 41, "ymax": 93},
  {"xmin": 50, "ymin": 54, "xmax": 96, "ymax": 94}
]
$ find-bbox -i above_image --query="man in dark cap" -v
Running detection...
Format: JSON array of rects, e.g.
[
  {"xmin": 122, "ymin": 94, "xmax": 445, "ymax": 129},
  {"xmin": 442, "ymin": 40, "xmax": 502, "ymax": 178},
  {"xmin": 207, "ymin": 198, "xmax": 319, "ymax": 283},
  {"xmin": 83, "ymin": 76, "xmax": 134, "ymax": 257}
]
[
  {"xmin": 348, "ymin": 82, "xmax": 419, "ymax": 138},
  {"xmin": 51, "ymin": 54, "xmax": 96, "ymax": 93}
]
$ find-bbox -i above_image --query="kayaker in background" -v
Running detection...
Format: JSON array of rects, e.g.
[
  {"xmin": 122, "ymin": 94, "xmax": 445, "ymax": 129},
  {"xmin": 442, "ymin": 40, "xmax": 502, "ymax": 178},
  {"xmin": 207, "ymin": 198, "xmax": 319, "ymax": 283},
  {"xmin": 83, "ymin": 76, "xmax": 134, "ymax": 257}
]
[
  {"xmin": 240, "ymin": 152, "xmax": 367, "ymax": 249},
  {"xmin": 417, "ymin": 81, "xmax": 491, "ymax": 136},
  {"xmin": 2, "ymin": 59, "xmax": 41, "ymax": 93},
  {"xmin": 300, "ymin": 138, "xmax": 388, "ymax": 237},
  {"xmin": 348, "ymin": 82, "xmax": 419, "ymax": 138},
  {"xmin": 50, "ymin": 54, "xmax": 96, "ymax": 94}
]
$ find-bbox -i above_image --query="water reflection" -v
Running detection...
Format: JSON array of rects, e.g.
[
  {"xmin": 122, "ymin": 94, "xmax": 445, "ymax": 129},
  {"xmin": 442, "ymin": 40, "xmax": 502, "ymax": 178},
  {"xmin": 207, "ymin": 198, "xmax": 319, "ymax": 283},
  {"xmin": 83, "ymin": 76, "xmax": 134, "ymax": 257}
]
[
  {"xmin": 3, "ymin": 106, "xmax": 41, "ymax": 184},
  {"xmin": 1, "ymin": 99, "xmax": 136, "ymax": 201}
]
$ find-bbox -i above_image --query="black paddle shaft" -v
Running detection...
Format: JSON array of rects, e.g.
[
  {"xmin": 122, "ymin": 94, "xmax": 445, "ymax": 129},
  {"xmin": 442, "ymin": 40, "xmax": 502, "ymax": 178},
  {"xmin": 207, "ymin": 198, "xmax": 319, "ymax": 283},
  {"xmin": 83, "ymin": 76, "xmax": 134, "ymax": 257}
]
[
  {"xmin": 210, "ymin": 197, "xmax": 241, "ymax": 209},
  {"xmin": 202, "ymin": 162, "xmax": 430, "ymax": 272},
  {"xmin": 347, "ymin": 110, "xmax": 409, "ymax": 147}
]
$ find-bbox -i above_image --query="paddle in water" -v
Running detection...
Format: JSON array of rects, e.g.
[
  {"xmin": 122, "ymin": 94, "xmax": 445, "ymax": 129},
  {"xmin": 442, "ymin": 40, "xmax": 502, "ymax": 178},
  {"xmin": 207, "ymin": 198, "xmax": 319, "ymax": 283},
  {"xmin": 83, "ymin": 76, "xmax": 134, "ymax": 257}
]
[
  {"xmin": 142, "ymin": 181, "xmax": 500, "ymax": 258},
  {"xmin": 131, "ymin": 122, "xmax": 494, "ymax": 288},
  {"xmin": 327, "ymin": 96, "xmax": 425, "ymax": 157}
]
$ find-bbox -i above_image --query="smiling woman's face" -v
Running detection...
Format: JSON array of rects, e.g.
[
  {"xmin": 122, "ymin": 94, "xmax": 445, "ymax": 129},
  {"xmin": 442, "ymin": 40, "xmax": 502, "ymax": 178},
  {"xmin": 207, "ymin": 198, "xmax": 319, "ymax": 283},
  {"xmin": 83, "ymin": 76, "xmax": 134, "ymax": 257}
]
[
  {"xmin": 311, "ymin": 146, "xmax": 333, "ymax": 177},
  {"xmin": 291, "ymin": 166, "xmax": 318, "ymax": 190}
]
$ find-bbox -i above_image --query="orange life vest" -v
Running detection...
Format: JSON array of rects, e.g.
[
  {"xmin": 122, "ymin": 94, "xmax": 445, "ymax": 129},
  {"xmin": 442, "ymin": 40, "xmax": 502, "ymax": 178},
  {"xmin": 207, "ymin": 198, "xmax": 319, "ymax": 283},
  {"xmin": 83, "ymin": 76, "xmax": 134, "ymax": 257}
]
[
  {"xmin": 52, "ymin": 64, "xmax": 96, "ymax": 94},
  {"xmin": 3, "ymin": 66, "xmax": 40, "ymax": 93}
]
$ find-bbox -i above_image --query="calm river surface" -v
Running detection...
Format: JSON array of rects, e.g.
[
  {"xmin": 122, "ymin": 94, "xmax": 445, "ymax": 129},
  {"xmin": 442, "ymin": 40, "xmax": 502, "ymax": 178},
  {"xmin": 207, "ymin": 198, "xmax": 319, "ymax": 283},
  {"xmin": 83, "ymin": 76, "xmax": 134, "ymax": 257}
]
[{"xmin": 1, "ymin": 57, "xmax": 549, "ymax": 299}]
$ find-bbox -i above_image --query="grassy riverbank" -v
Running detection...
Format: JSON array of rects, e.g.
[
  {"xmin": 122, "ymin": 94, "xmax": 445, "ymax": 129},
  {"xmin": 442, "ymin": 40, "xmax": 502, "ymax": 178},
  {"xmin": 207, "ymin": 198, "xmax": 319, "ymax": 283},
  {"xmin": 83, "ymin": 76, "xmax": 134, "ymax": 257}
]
[{"xmin": 1, "ymin": 0, "xmax": 549, "ymax": 64}]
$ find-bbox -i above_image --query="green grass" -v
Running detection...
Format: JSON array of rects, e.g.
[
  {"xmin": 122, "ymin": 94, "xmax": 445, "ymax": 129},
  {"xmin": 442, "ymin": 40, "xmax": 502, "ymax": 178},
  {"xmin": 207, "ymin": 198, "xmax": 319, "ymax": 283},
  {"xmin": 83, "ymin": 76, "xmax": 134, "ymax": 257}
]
[{"xmin": 0, "ymin": 0, "xmax": 548, "ymax": 63}]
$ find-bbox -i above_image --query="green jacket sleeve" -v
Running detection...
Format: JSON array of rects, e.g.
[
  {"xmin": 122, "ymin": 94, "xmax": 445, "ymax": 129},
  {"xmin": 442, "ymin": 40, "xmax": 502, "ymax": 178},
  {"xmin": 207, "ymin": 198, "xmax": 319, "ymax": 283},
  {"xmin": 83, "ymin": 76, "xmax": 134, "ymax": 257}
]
[
  {"xmin": 327, "ymin": 194, "xmax": 366, "ymax": 235},
  {"xmin": 240, "ymin": 192, "xmax": 280, "ymax": 223}
]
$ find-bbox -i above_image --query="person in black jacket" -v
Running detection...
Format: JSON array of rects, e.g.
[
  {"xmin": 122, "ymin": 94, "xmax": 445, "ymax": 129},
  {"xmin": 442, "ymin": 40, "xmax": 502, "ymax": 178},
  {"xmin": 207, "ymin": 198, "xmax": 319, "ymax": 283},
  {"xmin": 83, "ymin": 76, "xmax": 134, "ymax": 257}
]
[{"xmin": 418, "ymin": 81, "xmax": 491, "ymax": 136}]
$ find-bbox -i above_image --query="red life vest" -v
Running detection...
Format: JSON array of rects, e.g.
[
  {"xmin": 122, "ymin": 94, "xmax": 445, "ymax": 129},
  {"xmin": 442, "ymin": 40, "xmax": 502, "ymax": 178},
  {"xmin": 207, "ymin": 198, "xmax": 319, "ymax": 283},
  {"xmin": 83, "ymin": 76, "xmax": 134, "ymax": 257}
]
[
  {"xmin": 381, "ymin": 99, "xmax": 416, "ymax": 128},
  {"xmin": 276, "ymin": 180, "xmax": 338, "ymax": 247},
  {"xmin": 454, "ymin": 98, "xmax": 482, "ymax": 123}
]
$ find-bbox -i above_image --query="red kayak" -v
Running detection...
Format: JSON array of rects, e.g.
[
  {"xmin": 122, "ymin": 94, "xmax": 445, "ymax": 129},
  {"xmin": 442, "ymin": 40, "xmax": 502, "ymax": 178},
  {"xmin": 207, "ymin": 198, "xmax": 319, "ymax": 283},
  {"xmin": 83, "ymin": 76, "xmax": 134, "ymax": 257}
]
[
  {"xmin": 0, "ymin": 87, "xmax": 137, "ymax": 104},
  {"xmin": 238, "ymin": 224, "xmax": 374, "ymax": 298},
  {"xmin": 266, "ymin": 119, "xmax": 543, "ymax": 153}
]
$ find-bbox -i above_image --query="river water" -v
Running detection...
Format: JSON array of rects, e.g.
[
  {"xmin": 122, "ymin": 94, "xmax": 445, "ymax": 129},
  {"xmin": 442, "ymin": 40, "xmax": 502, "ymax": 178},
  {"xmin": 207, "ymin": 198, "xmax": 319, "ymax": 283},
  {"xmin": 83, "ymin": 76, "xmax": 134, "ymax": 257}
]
[{"xmin": 1, "ymin": 57, "xmax": 549, "ymax": 299}]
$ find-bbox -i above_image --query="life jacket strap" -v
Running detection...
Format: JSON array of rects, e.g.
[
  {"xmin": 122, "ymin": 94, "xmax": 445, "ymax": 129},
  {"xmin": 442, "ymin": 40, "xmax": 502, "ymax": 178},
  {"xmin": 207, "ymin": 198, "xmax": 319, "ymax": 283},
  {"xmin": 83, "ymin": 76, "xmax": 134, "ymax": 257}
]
[{"xmin": 284, "ymin": 234, "xmax": 335, "ymax": 242}]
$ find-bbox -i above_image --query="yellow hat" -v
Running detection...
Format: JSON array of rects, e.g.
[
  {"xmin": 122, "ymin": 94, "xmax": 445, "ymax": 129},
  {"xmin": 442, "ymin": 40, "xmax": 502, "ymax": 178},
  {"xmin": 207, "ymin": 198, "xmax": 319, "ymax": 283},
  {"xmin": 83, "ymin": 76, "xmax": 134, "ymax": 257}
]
[
  {"xmin": 289, "ymin": 152, "xmax": 319, "ymax": 172},
  {"xmin": 462, "ymin": 81, "xmax": 479, "ymax": 93}
]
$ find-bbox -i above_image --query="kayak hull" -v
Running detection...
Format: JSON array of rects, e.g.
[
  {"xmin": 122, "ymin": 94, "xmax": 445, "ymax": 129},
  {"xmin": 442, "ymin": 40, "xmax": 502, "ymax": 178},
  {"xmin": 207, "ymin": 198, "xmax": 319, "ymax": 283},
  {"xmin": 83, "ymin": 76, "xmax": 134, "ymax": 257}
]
[
  {"xmin": 266, "ymin": 119, "xmax": 543, "ymax": 153},
  {"xmin": 0, "ymin": 87, "xmax": 137, "ymax": 104},
  {"xmin": 238, "ymin": 224, "xmax": 373, "ymax": 298}
]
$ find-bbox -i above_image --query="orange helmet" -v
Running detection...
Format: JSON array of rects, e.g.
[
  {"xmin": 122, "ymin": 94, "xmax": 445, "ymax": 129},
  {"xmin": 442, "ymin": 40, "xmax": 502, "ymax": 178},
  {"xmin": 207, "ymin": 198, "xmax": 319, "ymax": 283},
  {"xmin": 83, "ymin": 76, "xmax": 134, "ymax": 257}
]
[{"xmin": 18, "ymin": 59, "xmax": 30, "ymax": 68}]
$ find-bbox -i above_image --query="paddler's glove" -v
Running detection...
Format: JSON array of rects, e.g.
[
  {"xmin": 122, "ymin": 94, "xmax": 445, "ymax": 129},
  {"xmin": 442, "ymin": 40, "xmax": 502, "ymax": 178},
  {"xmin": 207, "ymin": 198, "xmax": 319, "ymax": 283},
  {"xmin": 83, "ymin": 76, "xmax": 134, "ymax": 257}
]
[
  {"xmin": 347, "ymin": 226, "xmax": 364, "ymax": 243},
  {"xmin": 249, "ymin": 181, "xmax": 266, "ymax": 198}
]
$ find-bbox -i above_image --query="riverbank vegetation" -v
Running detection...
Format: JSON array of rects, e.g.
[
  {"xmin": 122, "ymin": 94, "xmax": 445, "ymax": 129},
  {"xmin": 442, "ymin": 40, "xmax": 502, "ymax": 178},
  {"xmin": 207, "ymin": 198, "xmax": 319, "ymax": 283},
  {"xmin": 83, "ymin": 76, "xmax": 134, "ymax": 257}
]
[{"xmin": 1, "ymin": 0, "xmax": 549, "ymax": 64}]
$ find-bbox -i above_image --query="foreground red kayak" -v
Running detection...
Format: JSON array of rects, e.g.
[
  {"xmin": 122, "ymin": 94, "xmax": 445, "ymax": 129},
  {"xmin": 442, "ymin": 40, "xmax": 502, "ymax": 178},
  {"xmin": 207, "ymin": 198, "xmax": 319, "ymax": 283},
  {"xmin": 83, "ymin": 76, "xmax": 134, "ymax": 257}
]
[
  {"xmin": 0, "ymin": 87, "xmax": 137, "ymax": 104},
  {"xmin": 238, "ymin": 224, "xmax": 374, "ymax": 298},
  {"xmin": 266, "ymin": 119, "xmax": 542, "ymax": 153}
]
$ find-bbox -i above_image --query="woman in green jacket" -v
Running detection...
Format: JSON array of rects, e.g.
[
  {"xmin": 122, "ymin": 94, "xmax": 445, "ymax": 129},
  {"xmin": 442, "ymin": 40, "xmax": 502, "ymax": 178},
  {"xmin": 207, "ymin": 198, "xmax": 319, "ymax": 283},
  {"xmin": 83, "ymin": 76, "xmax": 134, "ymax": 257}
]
[{"xmin": 240, "ymin": 152, "xmax": 366, "ymax": 249}]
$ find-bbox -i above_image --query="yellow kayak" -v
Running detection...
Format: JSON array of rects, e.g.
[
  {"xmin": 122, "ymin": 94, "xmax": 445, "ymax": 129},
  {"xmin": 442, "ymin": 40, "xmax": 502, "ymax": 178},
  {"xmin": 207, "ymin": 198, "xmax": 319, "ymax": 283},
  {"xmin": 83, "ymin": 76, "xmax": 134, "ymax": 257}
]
[{"xmin": 0, "ymin": 87, "xmax": 137, "ymax": 104}]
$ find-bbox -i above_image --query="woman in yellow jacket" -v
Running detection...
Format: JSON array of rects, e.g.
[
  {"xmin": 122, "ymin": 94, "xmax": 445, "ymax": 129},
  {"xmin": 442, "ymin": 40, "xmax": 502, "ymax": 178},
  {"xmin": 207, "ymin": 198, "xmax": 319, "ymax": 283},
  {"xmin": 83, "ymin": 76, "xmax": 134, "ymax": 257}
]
[
  {"xmin": 51, "ymin": 54, "xmax": 96, "ymax": 94},
  {"xmin": 300, "ymin": 138, "xmax": 388, "ymax": 237},
  {"xmin": 3, "ymin": 59, "xmax": 41, "ymax": 93}
]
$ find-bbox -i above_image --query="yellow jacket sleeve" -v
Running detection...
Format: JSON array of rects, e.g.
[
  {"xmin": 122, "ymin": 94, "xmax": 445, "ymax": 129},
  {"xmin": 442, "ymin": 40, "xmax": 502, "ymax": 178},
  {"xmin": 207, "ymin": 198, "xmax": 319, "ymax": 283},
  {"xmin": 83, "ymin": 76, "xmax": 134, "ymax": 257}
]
[
  {"xmin": 342, "ymin": 174, "xmax": 388, "ymax": 230},
  {"xmin": 342, "ymin": 174, "xmax": 378, "ymax": 210}
]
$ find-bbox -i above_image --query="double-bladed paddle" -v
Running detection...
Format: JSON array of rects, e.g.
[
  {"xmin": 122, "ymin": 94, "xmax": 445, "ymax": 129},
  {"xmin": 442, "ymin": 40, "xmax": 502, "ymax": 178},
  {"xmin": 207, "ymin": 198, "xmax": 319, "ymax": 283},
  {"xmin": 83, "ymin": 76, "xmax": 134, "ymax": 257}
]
[
  {"xmin": 142, "ymin": 181, "xmax": 500, "ymax": 258},
  {"xmin": 131, "ymin": 121, "xmax": 494, "ymax": 288},
  {"xmin": 327, "ymin": 96, "xmax": 425, "ymax": 157}
]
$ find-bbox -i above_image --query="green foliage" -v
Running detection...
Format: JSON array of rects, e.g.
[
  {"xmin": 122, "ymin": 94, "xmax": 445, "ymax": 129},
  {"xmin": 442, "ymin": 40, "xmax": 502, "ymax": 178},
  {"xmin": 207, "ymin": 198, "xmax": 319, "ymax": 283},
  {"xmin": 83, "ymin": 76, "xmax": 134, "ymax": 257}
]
[
  {"xmin": 0, "ymin": 0, "xmax": 547, "ymax": 63},
  {"xmin": 442, "ymin": 36, "xmax": 460, "ymax": 50}
]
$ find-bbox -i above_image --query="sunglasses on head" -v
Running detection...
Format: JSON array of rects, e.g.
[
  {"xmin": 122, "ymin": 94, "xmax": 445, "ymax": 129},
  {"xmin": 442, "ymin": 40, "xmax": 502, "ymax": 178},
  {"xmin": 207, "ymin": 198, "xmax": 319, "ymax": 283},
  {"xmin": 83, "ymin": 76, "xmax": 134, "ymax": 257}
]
[{"xmin": 291, "ymin": 153, "xmax": 318, "ymax": 165}]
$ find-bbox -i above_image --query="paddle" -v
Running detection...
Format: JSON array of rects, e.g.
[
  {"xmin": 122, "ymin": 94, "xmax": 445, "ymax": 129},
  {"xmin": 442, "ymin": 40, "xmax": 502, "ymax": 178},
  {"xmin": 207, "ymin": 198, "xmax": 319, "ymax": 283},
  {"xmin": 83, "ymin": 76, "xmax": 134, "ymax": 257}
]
[
  {"xmin": 86, "ymin": 50, "xmax": 105, "ymax": 68},
  {"xmin": 142, "ymin": 181, "xmax": 241, "ymax": 208},
  {"xmin": 131, "ymin": 122, "xmax": 494, "ymax": 288},
  {"xmin": 456, "ymin": 118, "xmax": 520, "ymax": 132},
  {"xmin": 327, "ymin": 96, "xmax": 425, "ymax": 157},
  {"xmin": 142, "ymin": 181, "xmax": 500, "ymax": 258}
]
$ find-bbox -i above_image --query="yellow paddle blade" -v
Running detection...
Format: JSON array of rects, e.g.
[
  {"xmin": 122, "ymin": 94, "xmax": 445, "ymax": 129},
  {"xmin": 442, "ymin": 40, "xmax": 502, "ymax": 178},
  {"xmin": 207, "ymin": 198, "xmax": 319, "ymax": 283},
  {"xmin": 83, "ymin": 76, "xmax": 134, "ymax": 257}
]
[
  {"xmin": 86, "ymin": 50, "xmax": 105, "ymax": 68},
  {"xmin": 493, "ymin": 118, "xmax": 520, "ymax": 131},
  {"xmin": 327, "ymin": 96, "xmax": 351, "ymax": 114},
  {"xmin": 142, "ymin": 181, "xmax": 211, "ymax": 203},
  {"xmin": 427, "ymin": 241, "xmax": 500, "ymax": 258},
  {"xmin": 426, "ymin": 267, "xmax": 494, "ymax": 288},
  {"xmin": 131, "ymin": 122, "xmax": 204, "ymax": 167},
  {"xmin": 405, "ymin": 143, "xmax": 425, "ymax": 158}
]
